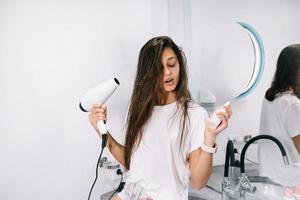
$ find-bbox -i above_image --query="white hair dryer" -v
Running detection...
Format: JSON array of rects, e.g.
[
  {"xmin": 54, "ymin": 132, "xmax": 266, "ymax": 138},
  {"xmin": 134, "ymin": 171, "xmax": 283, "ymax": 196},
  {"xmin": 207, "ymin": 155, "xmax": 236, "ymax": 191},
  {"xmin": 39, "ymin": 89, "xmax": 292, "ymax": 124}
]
[
  {"xmin": 79, "ymin": 78, "xmax": 120, "ymax": 135},
  {"xmin": 80, "ymin": 78, "xmax": 120, "ymax": 200}
]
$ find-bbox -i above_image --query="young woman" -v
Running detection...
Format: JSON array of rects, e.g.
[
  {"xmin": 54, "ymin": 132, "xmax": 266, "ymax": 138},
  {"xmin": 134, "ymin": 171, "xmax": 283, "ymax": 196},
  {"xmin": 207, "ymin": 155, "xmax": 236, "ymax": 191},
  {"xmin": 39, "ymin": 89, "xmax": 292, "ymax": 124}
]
[
  {"xmin": 89, "ymin": 36, "xmax": 231, "ymax": 199},
  {"xmin": 259, "ymin": 44, "xmax": 300, "ymax": 189}
]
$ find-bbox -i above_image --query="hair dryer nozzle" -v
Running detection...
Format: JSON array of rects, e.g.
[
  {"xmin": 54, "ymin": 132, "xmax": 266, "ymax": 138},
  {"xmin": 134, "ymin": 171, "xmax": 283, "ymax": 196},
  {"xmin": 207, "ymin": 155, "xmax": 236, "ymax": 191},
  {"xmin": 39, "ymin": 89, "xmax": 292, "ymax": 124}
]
[
  {"xmin": 79, "ymin": 78, "xmax": 120, "ymax": 112},
  {"xmin": 79, "ymin": 102, "xmax": 88, "ymax": 112},
  {"xmin": 114, "ymin": 78, "xmax": 120, "ymax": 85}
]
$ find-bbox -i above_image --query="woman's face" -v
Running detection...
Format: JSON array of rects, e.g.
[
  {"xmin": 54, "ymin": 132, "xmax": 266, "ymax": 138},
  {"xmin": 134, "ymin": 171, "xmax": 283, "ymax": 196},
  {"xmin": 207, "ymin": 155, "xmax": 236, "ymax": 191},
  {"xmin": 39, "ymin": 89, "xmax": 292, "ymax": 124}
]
[{"xmin": 161, "ymin": 47, "xmax": 180, "ymax": 93}]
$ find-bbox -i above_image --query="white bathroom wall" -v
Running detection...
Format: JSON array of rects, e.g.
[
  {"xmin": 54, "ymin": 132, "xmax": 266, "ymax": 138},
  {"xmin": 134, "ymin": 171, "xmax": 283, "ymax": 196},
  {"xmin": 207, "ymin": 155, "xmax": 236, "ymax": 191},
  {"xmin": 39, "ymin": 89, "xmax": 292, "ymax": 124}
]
[
  {"xmin": 185, "ymin": 0, "xmax": 300, "ymax": 164},
  {"xmin": 0, "ymin": 0, "xmax": 169, "ymax": 199},
  {"xmin": 1, "ymin": 0, "xmax": 300, "ymax": 199}
]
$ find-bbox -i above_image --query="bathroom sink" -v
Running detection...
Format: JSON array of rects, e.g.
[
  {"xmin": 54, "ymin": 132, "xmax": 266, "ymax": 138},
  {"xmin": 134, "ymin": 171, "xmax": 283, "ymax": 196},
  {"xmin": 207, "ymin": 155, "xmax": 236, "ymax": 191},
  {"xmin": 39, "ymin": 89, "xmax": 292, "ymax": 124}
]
[
  {"xmin": 189, "ymin": 186, "xmax": 221, "ymax": 200},
  {"xmin": 244, "ymin": 182, "xmax": 284, "ymax": 200},
  {"xmin": 245, "ymin": 176, "xmax": 285, "ymax": 200},
  {"xmin": 188, "ymin": 163, "xmax": 264, "ymax": 200}
]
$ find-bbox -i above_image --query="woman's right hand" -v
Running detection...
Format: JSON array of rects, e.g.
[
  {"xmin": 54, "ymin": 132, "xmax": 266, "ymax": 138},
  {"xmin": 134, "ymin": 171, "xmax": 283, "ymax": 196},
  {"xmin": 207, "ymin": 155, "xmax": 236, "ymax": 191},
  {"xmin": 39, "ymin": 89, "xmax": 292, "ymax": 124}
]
[{"xmin": 89, "ymin": 104, "xmax": 107, "ymax": 136}]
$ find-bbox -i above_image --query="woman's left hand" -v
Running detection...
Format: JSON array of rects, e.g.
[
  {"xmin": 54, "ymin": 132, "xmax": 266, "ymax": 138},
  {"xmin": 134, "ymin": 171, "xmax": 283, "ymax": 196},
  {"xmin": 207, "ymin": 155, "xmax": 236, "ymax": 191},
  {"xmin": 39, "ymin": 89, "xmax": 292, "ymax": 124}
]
[{"xmin": 204, "ymin": 104, "xmax": 232, "ymax": 146}]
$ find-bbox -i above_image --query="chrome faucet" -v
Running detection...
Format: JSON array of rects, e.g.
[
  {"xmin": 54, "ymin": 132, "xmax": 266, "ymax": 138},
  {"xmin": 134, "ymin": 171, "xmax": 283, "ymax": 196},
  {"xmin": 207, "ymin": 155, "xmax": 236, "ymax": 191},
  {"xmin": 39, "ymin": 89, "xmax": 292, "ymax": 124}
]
[
  {"xmin": 222, "ymin": 134, "xmax": 289, "ymax": 200},
  {"xmin": 222, "ymin": 140, "xmax": 240, "ymax": 200}
]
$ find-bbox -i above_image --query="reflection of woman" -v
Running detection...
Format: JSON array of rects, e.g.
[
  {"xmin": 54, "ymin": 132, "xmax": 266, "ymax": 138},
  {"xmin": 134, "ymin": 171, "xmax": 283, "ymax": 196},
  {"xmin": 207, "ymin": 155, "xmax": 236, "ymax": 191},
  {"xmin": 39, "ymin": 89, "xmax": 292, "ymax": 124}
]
[
  {"xmin": 259, "ymin": 44, "xmax": 300, "ymax": 188},
  {"xmin": 89, "ymin": 36, "xmax": 232, "ymax": 199}
]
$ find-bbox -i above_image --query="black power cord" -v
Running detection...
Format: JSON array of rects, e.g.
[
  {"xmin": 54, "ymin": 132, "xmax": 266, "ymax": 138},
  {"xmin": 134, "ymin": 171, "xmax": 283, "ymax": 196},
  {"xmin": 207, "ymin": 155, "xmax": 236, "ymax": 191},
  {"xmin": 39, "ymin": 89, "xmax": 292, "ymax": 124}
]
[
  {"xmin": 108, "ymin": 169, "xmax": 125, "ymax": 200},
  {"xmin": 87, "ymin": 134, "xmax": 108, "ymax": 200}
]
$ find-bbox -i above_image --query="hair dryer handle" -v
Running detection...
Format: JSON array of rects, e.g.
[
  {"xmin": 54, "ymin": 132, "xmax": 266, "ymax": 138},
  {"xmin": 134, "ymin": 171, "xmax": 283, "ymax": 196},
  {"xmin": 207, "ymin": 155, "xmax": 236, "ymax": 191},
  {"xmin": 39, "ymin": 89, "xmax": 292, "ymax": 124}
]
[{"xmin": 97, "ymin": 120, "xmax": 108, "ymax": 135}]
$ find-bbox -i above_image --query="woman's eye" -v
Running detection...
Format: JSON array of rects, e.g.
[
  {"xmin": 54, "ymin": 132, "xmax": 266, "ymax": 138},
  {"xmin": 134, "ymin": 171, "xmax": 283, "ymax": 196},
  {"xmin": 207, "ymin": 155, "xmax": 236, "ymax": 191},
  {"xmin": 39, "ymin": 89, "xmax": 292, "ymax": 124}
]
[{"xmin": 168, "ymin": 63, "xmax": 176, "ymax": 67}]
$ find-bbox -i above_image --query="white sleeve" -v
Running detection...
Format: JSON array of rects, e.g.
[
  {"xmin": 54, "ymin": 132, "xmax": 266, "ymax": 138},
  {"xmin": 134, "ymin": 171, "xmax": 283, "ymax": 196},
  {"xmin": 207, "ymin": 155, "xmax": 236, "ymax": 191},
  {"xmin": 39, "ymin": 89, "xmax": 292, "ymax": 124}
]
[
  {"xmin": 189, "ymin": 106, "xmax": 209, "ymax": 153},
  {"xmin": 285, "ymin": 102, "xmax": 300, "ymax": 138}
]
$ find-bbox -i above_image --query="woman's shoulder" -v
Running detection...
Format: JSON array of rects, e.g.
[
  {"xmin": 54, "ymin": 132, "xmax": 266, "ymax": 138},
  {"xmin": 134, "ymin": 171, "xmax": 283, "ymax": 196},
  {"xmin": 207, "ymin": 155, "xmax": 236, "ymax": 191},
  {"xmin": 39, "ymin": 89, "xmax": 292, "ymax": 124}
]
[
  {"xmin": 271, "ymin": 93, "xmax": 300, "ymax": 116},
  {"xmin": 276, "ymin": 92, "xmax": 300, "ymax": 106}
]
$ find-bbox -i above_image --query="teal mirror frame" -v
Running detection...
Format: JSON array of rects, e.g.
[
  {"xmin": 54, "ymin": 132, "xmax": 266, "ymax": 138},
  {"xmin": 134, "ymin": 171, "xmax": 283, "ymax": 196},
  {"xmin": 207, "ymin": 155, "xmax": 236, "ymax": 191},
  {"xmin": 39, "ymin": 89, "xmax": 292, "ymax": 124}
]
[{"xmin": 237, "ymin": 22, "xmax": 265, "ymax": 99}]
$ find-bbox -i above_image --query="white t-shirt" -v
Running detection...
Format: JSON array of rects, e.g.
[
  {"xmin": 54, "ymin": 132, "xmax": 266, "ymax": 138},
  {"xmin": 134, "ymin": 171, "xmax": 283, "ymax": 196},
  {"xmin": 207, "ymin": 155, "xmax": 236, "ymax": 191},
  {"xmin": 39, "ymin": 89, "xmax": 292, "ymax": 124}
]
[
  {"xmin": 259, "ymin": 92, "xmax": 300, "ymax": 186},
  {"xmin": 118, "ymin": 101, "xmax": 208, "ymax": 200}
]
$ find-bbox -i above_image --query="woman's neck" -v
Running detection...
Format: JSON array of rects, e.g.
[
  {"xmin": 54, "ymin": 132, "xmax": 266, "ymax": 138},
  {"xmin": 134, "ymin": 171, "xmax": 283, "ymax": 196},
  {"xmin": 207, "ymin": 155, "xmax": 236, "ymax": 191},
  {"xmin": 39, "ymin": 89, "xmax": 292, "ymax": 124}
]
[{"xmin": 159, "ymin": 91, "xmax": 176, "ymax": 105}]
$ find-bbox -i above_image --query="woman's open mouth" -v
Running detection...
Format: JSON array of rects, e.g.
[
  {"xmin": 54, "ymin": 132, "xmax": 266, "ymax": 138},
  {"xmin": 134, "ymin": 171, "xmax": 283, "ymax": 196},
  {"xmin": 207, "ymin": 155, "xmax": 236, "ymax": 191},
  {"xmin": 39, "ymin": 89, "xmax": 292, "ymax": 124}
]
[{"xmin": 164, "ymin": 78, "xmax": 174, "ymax": 85}]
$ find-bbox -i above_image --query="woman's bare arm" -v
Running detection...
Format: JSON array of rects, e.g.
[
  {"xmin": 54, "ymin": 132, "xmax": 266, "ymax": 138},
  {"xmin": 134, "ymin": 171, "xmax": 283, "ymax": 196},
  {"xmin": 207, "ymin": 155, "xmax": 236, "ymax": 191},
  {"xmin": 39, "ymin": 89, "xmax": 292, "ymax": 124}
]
[
  {"xmin": 107, "ymin": 133, "xmax": 126, "ymax": 167},
  {"xmin": 89, "ymin": 104, "xmax": 126, "ymax": 167},
  {"xmin": 189, "ymin": 148, "xmax": 213, "ymax": 189},
  {"xmin": 189, "ymin": 104, "xmax": 232, "ymax": 189}
]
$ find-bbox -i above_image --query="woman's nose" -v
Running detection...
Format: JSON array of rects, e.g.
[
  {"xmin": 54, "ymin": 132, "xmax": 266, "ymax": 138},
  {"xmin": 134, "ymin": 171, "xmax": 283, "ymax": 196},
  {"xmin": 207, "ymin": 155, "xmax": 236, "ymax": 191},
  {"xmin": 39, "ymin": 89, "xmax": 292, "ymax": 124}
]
[{"xmin": 164, "ymin": 66, "xmax": 171, "ymax": 75}]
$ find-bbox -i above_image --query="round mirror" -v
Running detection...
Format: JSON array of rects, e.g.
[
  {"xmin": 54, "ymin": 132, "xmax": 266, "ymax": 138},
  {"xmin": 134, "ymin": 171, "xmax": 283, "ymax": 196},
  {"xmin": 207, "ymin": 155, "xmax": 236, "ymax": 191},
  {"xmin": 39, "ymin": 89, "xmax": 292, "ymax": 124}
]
[{"xmin": 198, "ymin": 22, "xmax": 264, "ymax": 105}]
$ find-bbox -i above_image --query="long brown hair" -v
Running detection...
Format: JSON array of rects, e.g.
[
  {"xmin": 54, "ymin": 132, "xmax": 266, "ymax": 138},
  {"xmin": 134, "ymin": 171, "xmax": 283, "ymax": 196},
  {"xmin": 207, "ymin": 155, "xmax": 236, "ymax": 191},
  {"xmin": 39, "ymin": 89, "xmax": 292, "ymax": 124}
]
[{"xmin": 124, "ymin": 36, "xmax": 191, "ymax": 169}]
